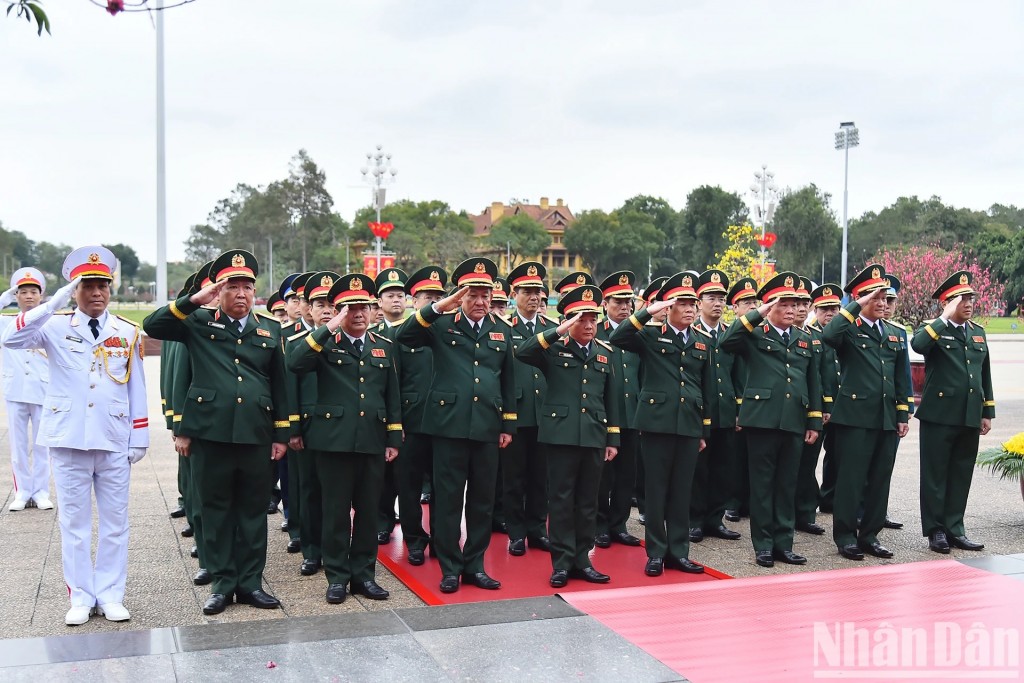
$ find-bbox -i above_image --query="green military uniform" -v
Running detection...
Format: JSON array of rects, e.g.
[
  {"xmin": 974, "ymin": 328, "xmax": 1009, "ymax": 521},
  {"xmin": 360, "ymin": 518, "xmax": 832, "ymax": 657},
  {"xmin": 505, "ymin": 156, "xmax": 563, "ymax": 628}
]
[
  {"xmin": 632, "ymin": 276, "xmax": 669, "ymax": 520},
  {"xmin": 797, "ymin": 283, "xmax": 842, "ymax": 529},
  {"xmin": 396, "ymin": 257, "xmax": 517, "ymax": 590},
  {"xmin": 143, "ymin": 250, "xmax": 291, "ymax": 606},
  {"xmin": 821, "ymin": 265, "xmax": 910, "ymax": 557},
  {"xmin": 383, "ymin": 267, "xmax": 448, "ymax": 561},
  {"xmin": 288, "ymin": 273, "xmax": 402, "ymax": 597},
  {"xmin": 912, "ymin": 271, "xmax": 994, "ymax": 548},
  {"xmin": 516, "ymin": 284, "xmax": 622, "ymax": 580},
  {"xmin": 690, "ymin": 270, "xmax": 743, "ymax": 539},
  {"xmin": 720, "ymin": 272, "xmax": 823, "ymax": 565},
  {"xmin": 790, "ymin": 277, "xmax": 825, "ymax": 533},
  {"xmin": 503, "ymin": 261, "xmax": 552, "ymax": 551},
  {"xmin": 283, "ymin": 272, "xmax": 325, "ymax": 573},
  {"xmin": 722, "ymin": 277, "xmax": 757, "ymax": 520},
  {"xmin": 610, "ymin": 272, "xmax": 712, "ymax": 570},
  {"xmin": 594, "ymin": 271, "xmax": 640, "ymax": 545}
]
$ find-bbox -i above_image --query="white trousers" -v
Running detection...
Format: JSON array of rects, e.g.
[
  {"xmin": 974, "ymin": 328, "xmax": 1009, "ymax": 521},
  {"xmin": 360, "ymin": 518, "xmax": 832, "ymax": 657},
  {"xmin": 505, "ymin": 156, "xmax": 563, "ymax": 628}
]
[
  {"xmin": 7, "ymin": 400, "xmax": 49, "ymax": 501},
  {"xmin": 50, "ymin": 448, "xmax": 130, "ymax": 607}
]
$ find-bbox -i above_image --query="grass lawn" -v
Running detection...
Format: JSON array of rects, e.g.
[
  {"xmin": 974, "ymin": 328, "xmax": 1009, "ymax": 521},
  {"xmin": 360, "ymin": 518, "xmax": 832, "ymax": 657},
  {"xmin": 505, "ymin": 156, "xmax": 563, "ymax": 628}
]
[
  {"xmin": 978, "ymin": 317, "xmax": 1024, "ymax": 333},
  {"xmin": 110, "ymin": 305, "xmax": 156, "ymax": 326}
]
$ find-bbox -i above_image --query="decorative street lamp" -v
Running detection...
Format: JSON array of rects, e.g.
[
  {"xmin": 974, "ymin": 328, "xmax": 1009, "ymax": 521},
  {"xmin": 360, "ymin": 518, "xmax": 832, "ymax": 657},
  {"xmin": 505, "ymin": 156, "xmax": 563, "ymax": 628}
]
[
  {"xmin": 835, "ymin": 121, "xmax": 860, "ymax": 289},
  {"xmin": 360, "ymin": 144, "xmax": 398, "ymax": 275},
  {"xmin": 749, "ymin": 164, "xmax": 779, "ymax": 279}
]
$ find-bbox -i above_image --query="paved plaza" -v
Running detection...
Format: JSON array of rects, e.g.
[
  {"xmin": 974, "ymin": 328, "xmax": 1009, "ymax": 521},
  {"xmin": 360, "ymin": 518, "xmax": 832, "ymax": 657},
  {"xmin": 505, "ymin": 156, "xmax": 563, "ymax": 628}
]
[{"xmin": 0, "ymin": 335, "xmax": 1021, "ymax": 680}]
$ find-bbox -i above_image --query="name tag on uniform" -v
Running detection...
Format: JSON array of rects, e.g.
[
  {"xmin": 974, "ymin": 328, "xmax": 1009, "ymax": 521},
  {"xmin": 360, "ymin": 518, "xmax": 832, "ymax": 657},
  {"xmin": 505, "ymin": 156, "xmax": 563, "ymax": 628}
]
[
  {"xmin": 596, "ymin": 354, "xmax": 608, "ymax": 364},
  {"xmin": 941, "ymin": 335, "xmax": 955, "ymax": 340},
  {"xmin": 371, "ymin": 348, "xmax": 386, "ymax": 358},
  {"xmin": 207, "ymin": 321, "xmax": 226, "ymax": 330},
  {"xmin": 256, "ymin": 328, "xmax": 271, "ymax": 337},
  {"xmin": 330, "ymin": 348, "xmax": 347, "ymax": 354},
  {"xmin": 447, "ymin": 328, "xmax": 464, "ymax": 336},
  {"xmin": 489, "ymin": 332, "xmax": 505, "ymax": 341},
  {"xmin": 65, "ymin": 335, "xmax": 83, "ymax": 343},
  {"xmin": 512, "ymin": 334, "xmax": 524, "ymax": 340},
  {"xmin": 797, "ymin": 340, "xmax": 808, "ymax": 348},
  {"xmin": 558, "ymin": 351, "xmax": 574, "ymax": 358},
  {"xmin": 658, "ymin": 337, "xmax": 674, "ymax": 343},
  {"xmin": 973, "ymin": 336, "xmax": 985, "ymax": 343},
  {"xmin": 695, "ymin": 342, "xmax": 707, "ymax": 351}
]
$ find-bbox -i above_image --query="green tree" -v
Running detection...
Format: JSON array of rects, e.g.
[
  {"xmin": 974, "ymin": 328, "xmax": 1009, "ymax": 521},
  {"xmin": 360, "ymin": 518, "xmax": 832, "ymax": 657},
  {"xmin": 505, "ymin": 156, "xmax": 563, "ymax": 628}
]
[
  {"xmin": 678, "ymin": 186, "xmax": 749, "ymax": 271},
  {"xmin": 6, "ymin": 1, "xmax": 49, "ymax": 36},
  {"xmin": 564, "ymin": 209, "xmax": 664, "ymax": 281},
  {"xmin": 620, "ymin": 195, "xmax": 682, "ymax": 271},
  {"xmin": 482, "ymin": 213, "xmax": 551, "ymax": 268},
  {"xmin": 104, "ymin": 243, "xmax": 139, "ymax": 280},
  {"xmin": 184, "ymin": 223, "xmax": 224, "ymax": 266},
  {"xmin": 280, "ymin": 149, "xmax": 335, "ymax": 271},
  {"xmin": 31, "ymin": 240, "xmax": 72, "ymax": 289},
  {"xmin": 771, "ymin": 184, "xmax": 841, "ymax": 282},
  {"xmin": 351, "ymin": 199, "xmax": 476, "ymax": 273},
  {"xmin": 564, "ymin": 210, "xmax": 617, "ymax": 277}
]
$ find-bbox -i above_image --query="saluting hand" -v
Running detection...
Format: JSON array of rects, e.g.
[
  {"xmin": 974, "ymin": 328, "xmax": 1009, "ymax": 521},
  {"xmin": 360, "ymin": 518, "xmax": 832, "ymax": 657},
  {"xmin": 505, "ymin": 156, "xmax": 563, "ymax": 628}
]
[
  {"xmin": 189, "ymin": 280, "xmax": 224, "ymax": 307},
  {"xmin": 434, "ymin": 286, "xmax": 469, "ymax": 313},
  {"xmin": 941, "ymin": 295, "xmax": 962, "ymax": 322},
  {"xmin": 856, "ymin": 287, "xmax": 886, "ymax": 309},
  {"xmin": 755, "ymin": 297, "xmax": 778, "ymax": 318},
  {"xmin": 326, "ymin": 305, "xmax": 348, "ymax": 333},
  {"xmin": 556, "ymin": 312, "xmax": 583, "ymax": 336},
  {"xmin": 645, "ymin": 299, "xmax": 674, "ymax": 316}
]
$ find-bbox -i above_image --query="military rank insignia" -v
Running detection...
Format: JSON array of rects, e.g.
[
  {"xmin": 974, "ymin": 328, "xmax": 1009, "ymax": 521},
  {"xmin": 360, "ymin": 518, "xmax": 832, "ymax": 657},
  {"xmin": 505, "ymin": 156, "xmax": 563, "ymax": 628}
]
[
  {"xmin": 973, "ymin": 336, "xmax": 985, "ymax": 343},
  {"xmin": 489, "ymin": 332, "xmax": 505, "ymax": 341},
  {"xmin": 798, "ymin": 340, "xmax": 808, "ymax": 348},
  {"xmin": 888, "ymin": 335, "xmax": 899, "ymax": 342},
  {"xmin": 596, "ymin": 354, "xmax": 608, "ymax": 364},
  {"xmin": 371, "ymin": 348, "xmax": 386, "ymax": 358},
  {"xmin": 103, "ymin": 336, "xmax": 129, "ymax": 349},
  {"xmin": 812, "ymin": 339, "xmax": 821, "ymax": 345},
  {"xmin": 694, "ymin": 342, "xmax": 706, "ymax": 351},
  {"xmin": 256, "ymin": 328, "xmax": 272, "ymax": 337}
]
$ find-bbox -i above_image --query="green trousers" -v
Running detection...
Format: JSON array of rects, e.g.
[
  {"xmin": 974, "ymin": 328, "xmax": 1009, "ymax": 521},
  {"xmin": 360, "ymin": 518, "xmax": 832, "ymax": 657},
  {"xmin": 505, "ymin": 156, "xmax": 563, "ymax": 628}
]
[
  {"xmin": 501, "ymin": 426, "xmax": 548, "ymax": 542},
  {"xmin": 919, "ymin": 421, "xmax": 979, "ymax": 538},
  {"xmin": 795, "ymin": 434, "xmax": 824, "ymax": 525},
  {"xmin": 641, "ymin": 432, "xmax": 699, "ymax": 560},
  {"xmin": 818, "ymin": 425, "xmax": 838, "ymax": 510},
  {"xmin": 431, "ymin": 436, "xmax": 499, "ymax": 578},
  {"xmin": 745, "ymin": 428, "xmax": 801, "ymax": 553},
  {"xmin": 315, "ymin": 450, "xmax": 384, "ymax": 586},
  {"xmin": 545, "ymin": 443, "xmax": 603, "ymax": 571},
  {"xmin": 284, "ymin": 451, "xmax": 301, "ymax": 542},
  {"xmin": 190, "ymin": 440, "xmax": 271, "ymax": 595},
  {"xmin": 832, "ymin": 425, "xmax": 896, "ymax": 547},
  {"xmin": 293, "ymin": 448, "xmax": 323, "ymax": 562},
  {"xmin": 396, "ymin": 431, "xmax": 433, "ymax": 552},
  {"xmin": 597, "ymin": 429, "xmax": 637, "ymax": 536},
  {"xmin": 691, "ymin": 427, "xmax": 738, "ymax": 532}
]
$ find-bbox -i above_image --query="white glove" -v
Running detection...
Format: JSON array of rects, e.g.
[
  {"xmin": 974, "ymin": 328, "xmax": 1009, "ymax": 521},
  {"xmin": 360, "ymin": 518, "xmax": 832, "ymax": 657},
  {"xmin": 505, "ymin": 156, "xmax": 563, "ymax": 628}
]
[
  {"xmin": 128, "ymin": 448, "xmax": 147, "ymax": 464},
  {"xmin": 46, "ymin": 276, "xmax": 80, "ymax": 312},
  {"xmin": 0, "ymin": 287, "xmax": 16, "ymax": 309}
]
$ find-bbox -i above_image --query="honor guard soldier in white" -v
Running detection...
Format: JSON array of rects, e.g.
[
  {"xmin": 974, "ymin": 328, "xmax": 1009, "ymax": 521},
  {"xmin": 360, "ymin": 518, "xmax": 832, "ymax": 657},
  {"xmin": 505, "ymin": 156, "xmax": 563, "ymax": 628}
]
[
  {"xmin": 1, "ymin": 246, "xmax": 149, "ymax": 627},
  {"xmin": 0, "ymin": 267, "xmax": 52, "ymax": 511}
]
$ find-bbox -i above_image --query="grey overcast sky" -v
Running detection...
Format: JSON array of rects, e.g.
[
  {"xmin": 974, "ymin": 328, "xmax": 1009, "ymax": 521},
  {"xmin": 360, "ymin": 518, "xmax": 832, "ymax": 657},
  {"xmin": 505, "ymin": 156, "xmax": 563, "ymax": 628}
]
[{"xmin": 2, "ymin": 0, "xmax": 1022, "ymax": 263}]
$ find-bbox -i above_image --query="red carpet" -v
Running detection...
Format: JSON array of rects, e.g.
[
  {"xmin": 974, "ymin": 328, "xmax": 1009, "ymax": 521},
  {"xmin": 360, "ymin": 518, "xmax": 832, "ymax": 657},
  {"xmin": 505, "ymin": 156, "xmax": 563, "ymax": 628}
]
[
  {"xmin": 377, "ymin": 512, "xmax": 729, "ymax": 606},
  {"xmin": 562, "ymin": 560, "xmax": 1024, "ymax": 682}
]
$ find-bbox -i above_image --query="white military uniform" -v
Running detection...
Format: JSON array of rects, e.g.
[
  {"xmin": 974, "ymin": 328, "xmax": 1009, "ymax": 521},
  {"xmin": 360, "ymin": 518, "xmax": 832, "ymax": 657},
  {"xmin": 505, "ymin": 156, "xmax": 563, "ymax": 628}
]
[
  {"xmin": 2, "ymin": 258, "xmax": 149, "ymax": 612},
  {"xmin": 0, "ymin": 269, "xmax": 51, "ymax": 507}
]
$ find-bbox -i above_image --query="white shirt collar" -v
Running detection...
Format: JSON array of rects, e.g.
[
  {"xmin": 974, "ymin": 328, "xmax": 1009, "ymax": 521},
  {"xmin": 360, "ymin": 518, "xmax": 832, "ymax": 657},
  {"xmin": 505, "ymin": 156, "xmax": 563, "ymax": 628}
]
[
  {"xmin": 668, "ymin": 322, "xmax": 688, "ymax": 338},
  {"xmin": 344, "ymin": 331, "xmax": 366, "ymax": 346},
  {"xmin": 228, "ymin": 314, "xmax": 249, "ymax": 329},
  {"xmin": 699, "ymin": 317, "xmax": 721, "ymax": 333},
  {"xmin": 770, "ymin": 322, "xmax": 791, "ymax": 337},
  {"xmin": 74, "ymin": 309, "xmax": 109, "ymax": 330}
]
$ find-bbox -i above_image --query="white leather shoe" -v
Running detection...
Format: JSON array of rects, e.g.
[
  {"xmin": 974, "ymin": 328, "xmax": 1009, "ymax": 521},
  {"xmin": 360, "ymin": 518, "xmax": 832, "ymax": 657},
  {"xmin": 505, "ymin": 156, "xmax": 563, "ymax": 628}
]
[
  {"xmin": 65, "ymin": 605, "xmax": 93, "ymax": 626},
  {"xmin": 97, "ymin": 603, "xmax": 130, "ymax": 622},
  {"xmin": 8, "ymin": 497, "xmax": 28, "ymax": 511},
  {"xmin": 33, "ymin": 495, "xmax": 54, "ymax": 510}
]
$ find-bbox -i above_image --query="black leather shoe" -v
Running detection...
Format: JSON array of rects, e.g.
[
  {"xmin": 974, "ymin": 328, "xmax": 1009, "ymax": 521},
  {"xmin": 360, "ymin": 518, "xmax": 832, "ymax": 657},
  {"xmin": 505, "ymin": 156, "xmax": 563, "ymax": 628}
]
[
  {"xmin": 508, "ymin": 538, "xmax": 526, "ymax": 556},
  {"xmin": 267, "ymin": 501, "xmax": 279, "ymax": 514},
  {"xmin": 439, "ymin": 575, "xmax": 459, "ymax": 593},
  {"xmin": 170, "ymin": 506, "xmax": 187, "ymax": 519},
  {"xmin": 838, "ymin": 543, "xmax": 865, "ymax": 561},
  {"xmin": 492, "ymin": 521, "xmax": 508, "ymax": 534},
  {"xmin": 951, "ymin": 535, "xmax": 985, "ymax": 551},
  {"xmin": 706, "ymin": 525, "xmax": 741, "ymax": 540},
  {"xmin": 236, "ymin": 589, "xmax": 280, "ymax": 609},
  {"xmin": 929, "ymin": 530, "xmax": 951, "ymax": 554},
  {"xmin": 569, "ymin": 566, "xmax": 611, "ymax": 583},
  {"xmin": 755, "ymin": 550, "xmax": 774, "ymax": 567},
  {"xmin": 797, "ymin": 521, "xmax": 826, "ymax": 535},
  {"xmin": 326, "ymin": 583, "xmax": 347, "ymax": 604},
  {"xmin": 190, "ymin": 545, "xmax": 198, "ymax": 558},
  {"xmin": 859, "ymin": 541, "xmax": 894, "ymax": 558},
  {"xmin": 637, "ymin": 513, "xmax": 646, "ymax": 526},
  {"xmin": 420, "ymin": 492, "xmax": 432, "ymax": 504},
  {"xmin": 462, "ymin": 572, "xmax": 501, "ymax": 590},
  {"xmin": 351, "ymin": 580, "xmax": 389, "ymax": 600},
  {"xmin": 180, "ymin": 525, "xmax": 194, "ymax": 538},
  {"xmin": 594, "ymin": 533, "xmax": 612, "ymax": 548},
  {"xmin": 202, "ymin": 593, "xmax": 230, "ymax": 615},
  {"xmin": 884, "ymin": 516, "xmax": 904, "ymax": 530},
  {"xmin": 724, "ymin": 509, "xmax": 741, "ymax": 522},
  {"xmin": 280, "ymin": 520, "xmax": 289, "ymax": 532},
  {"xmin": 773, "ymin": 549, "xmax": 807, "ymax": 565},
  {"xmin": 688, "ymin": 527, "xmax": 704, "ymax": 542},
  {"xmin": 613, "ymin": 531, "xmax": 642, "ymax": 546},
  {"xmin": 665, "ymin": 556, "xmax": 705, "ymax": 573},
  {"xmin": 286, "ymin": 539, "xmax": 301, "ymax": 553},
  {"xmin": 377, "ymin": 530, "xmax": 391, "ymax": 545},
  {"xmin": 193, "ymin": 568, "xmax": 212, "ymax": 585},
  {"xmin": 300, "ymin": 558, "xmax": 321, "ymax": 576},
  {"xmin": 549, "ymin": 569, "xmax": 569, "ymax": 588},
  {"xmin": 528, "ymin": 536, "xmax": 551, "ymax": 552},
  {"xmin": 408, "ymin": 548, "xmax": 425, "ymax": 566},
  {"xmin": 644, "ymin": 557, "xmax": 664, "ymax": 576}
]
